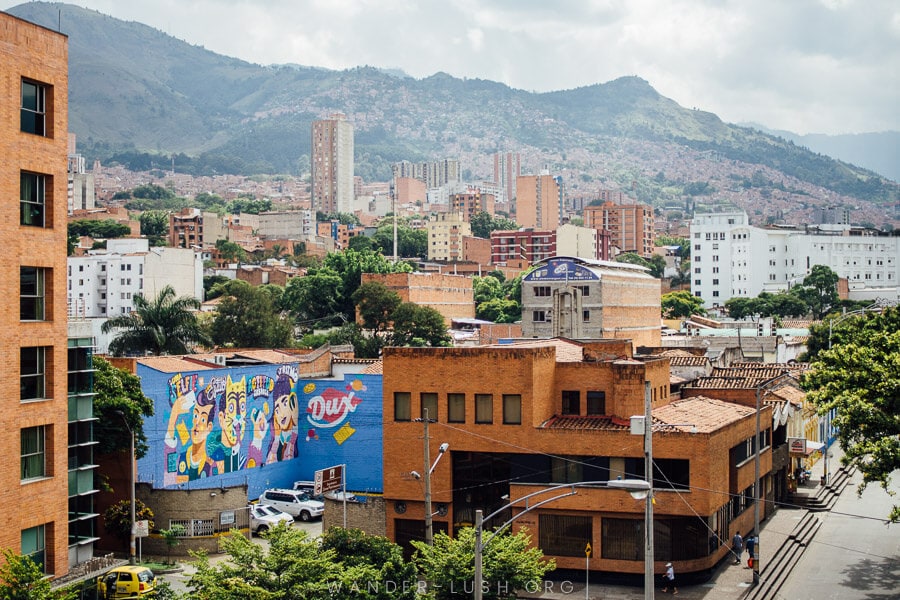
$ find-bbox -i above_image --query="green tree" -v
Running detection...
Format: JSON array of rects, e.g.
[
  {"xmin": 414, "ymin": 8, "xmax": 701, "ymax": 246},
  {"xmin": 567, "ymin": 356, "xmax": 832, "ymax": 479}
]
[
  {"xmin": 321, "ymin": 250, "xmax": 412, "ymax": 319},
  {"xmin": 103, "ymin": 500, "xmax": 154, "ymax": 554},
  {"xmin": 210, "ymin": 280, "xmax": 294, "ymax": 348},
  {"xmin": 390, "ymin": 303, "xmax": 451, "ymax": 348},
  {"xmin": 68, "ymin": 219, "xmax": 131, "ymax": 239},
  {"xmin": 476, "ymin": 298, "xmax": 520, "ymax": 323},
  {"xmin": 93, "ymin": 357, "xmax": 154, "ymax": 457},
  {"xmin": 348, "ymin": 236, "xmax": 376, "ymax": 252},
  {"xmin": 203, "ymin": 275, "xmax": 231, "ymax": 300},
  {"xmin": 320, "ymin": 528, "xmax": 417, "ymax": 600},
  {"xmin": 352, "ymin": 281, "xmax": 402, "ymax": 349},
  {"xmin": 216, "ymin": 239, "xmax": 247, "ymax": 264},
  {"xmin": 160, "ymin": 524, "xmax": 187, "ymax": 565},
  {"xmin": 661, "ymin": 290, "xmax": 706, "ymax": 318},
  {"xmin": 791, "ymin": 265, "xmax": 839, "ymax": 319},
  {"xmin": 139, "ymin": 210, "xmax": 170, "ymax": 246},
  {"xmin": 282, "ymin": 267, "xmax": 346, "ymax": 329},
  {"xmin": 473, "ymin": 276, "xmax": 503, "ymax": 306},
  {"xmin": 470, "ymin": 211, "xmax": 518, "ymax": 239},
  {"xmin": 102, "ymin": 285, "xmax": 212, "ymax": 356},
  {"xmin": 615, "ymin": 252, "xmax": 659, "ymax": 276},
  {"xmin": 802, "ymin": 308, "xmax": 900, "ymax": 522},
  {"xmin": 0, "ymin": 550, "xmax": 76, "ymax": 600},
  {"xmin": 372, "ymin": 220, "xmax": 428, "ymax": 258},
  {"xmin": 413, "ymin": 527, "xmax": 554, "ymax": 600}
]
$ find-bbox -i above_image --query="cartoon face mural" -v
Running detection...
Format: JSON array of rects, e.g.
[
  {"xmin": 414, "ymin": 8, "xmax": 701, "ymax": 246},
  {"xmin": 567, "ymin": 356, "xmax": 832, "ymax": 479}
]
[{"xmin": 144, "ymin": 363, "xmax": 382, "ymax": 496}]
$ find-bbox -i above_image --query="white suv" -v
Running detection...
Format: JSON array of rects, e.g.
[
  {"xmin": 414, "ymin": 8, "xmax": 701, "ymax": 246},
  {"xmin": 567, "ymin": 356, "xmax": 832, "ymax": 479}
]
[
  {"xmin": 249, "ymin": 504, "xmax": 294, "ymax": 535},
  {"xmin": 259, "ymin": 489, "xmax": 325, "ymax": 521}
]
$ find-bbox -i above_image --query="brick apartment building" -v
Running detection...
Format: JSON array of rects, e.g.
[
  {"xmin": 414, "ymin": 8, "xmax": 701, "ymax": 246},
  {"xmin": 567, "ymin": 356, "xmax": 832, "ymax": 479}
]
[
  {"xmin": 490, "ymin": 229, "xmax": 556, "ymax": 265},
  {"xmin": 361, "ymin": 272, "xmax": 474, "ymax": 324},
  {"xmin": 515, "ymin": 174, "xmax": 560, "ymax": 230},
  {"xmin": 427, "ymin": 212, "xmax": 471, "ymax": 262},
  {"xmin": 382, "ymin": 339, "xmax": 770, "ymax": 576},
  {"xmin": 2, "ymin": 11, "xmax": 71, "ymax": 578},
  {"xmin": 450, "ymin": 190, "xmax": 494, "ymax": 222},
  {"xmin": 584, "ymin": 201, "xmax": 655, "ymax": 258}
]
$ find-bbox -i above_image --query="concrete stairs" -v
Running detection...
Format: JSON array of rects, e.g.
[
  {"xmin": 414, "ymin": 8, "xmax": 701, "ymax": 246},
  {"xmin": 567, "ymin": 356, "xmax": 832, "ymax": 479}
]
[
  {"xmin": 792, "ymin": 464, "xmax": 855, "ymax": 512},
  {"xmin": 744, "ymin": 510, "xmax": 821, "ymax": 600}
]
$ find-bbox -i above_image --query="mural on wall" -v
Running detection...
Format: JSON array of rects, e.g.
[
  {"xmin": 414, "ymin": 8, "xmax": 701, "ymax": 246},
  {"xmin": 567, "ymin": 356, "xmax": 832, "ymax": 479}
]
[
  {"xmin": 163, "ymin": 365, "xmax": 300, "ymax": 485},
  {"xmin": 302, "ymin": 378, "xmax": 366, "ymax": 446}
]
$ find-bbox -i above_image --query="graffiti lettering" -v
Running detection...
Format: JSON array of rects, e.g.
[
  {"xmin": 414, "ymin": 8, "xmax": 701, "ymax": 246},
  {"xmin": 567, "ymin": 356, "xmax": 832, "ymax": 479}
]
[{"xmin": 307, "ymin": 388, "xmax": 362, "ymax": 429}]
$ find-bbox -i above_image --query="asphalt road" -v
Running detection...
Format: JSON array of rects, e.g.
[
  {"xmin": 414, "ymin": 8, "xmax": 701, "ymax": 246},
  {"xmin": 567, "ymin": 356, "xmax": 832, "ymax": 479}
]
[{"xmin": 776, "ymin": 470, "xmax": 900, "ymax": 600}]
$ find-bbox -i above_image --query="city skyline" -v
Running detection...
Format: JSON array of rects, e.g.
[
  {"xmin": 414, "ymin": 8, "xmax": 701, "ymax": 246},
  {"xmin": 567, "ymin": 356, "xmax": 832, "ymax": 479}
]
[{"xmin": 3, "ymin": 0, "xmax": 897, "ymax": 137}]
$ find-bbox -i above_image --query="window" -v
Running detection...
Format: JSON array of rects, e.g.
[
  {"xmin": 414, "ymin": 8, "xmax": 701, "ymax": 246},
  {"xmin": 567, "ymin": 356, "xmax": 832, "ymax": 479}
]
[
  {"xmin": 394, "ymin": 392, "xmax": 411, "ymax": 421},
  {"xmin": 21, "ymin": 426, "xmax": 46, "ymax": 480},
  {"xmin": 540, "ymin": 514, "xmax": 591, "ymax": 557},
  {"xmin": 534, "ymin": 286, "xmax": 551, "ymax": 297},
  {"xmin": 21, "ymin": 267, "xmax": 46, "ymax": 321},
  {"xmin": 582, "ymin": 310, "xmax": 590, "ymax": 322},
  {"xmin": 587, "ymin": 391, "xmax": 606, "ymax": 415},
  {"xmin": 475, "ymin": 394, "xmax": 493, "ymax": 424},
  {"xmin": 21, "ymin": 347, "xmax": 47, "ymax": 401},
  {"xmin": 21, "ymin": 525, "xmax": 46, "ymax": 573},
  {"xmin": 448, "ymin": 393, "xmax": 465, "ymax": 423},
  {"xmin": 21, "ymin": 80, "xmax": 47, "ymax": 136},
  {"xmin": 561, "ymin": 390, "xmax": 580, "ymax": 415},
  {"xmin": 578, "ymin": 285, "xmax": 590, "ymax": 296},
  {"xmin": 550, "ymin": 456, "xmax": 583, "ymax": 483},
  {"xmin": 20, "ymin": 172, "xmax": 47, "ymax": 227},
  {"xmin": 420, "ymin": 392, "xmax": 438, "ymax": 420},
  {"xmin": 532, "ymin": 310, "xmax": 546, "ymax": 322},
  {"xmin": 502, "ymin": 394, "xmax": 522, "ymax": 424}
]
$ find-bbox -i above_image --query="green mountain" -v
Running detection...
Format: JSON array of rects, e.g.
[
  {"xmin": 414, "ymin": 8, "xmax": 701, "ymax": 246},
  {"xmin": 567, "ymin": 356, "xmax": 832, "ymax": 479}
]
[{"xmin": 8, "ymin": 2, "xmax": 899, "ymax": 215}]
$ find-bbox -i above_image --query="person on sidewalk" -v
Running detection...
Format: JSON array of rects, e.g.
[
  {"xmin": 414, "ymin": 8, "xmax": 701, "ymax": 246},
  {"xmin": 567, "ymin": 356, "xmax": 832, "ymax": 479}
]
[
  {"xmin": 661, "ymin": 562, "xmax": 678, "ymax": 594},
  {"xmin": 732, "ymin": 532, "xmax": 743, "ymax": 564},
  {"xmin": 745, "ymin": 535, "xmax": 757, "ymax": 569}
]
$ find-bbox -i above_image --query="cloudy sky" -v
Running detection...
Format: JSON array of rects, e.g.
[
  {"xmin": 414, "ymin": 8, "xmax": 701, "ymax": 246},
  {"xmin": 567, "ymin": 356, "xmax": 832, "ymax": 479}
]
[{"xmin": 8, "ymin": 0, "xmax": 898, "ymax": 135}]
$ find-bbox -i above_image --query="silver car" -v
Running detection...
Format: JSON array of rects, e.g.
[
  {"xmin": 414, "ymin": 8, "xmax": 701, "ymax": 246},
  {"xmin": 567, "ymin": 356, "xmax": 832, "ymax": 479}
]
[{"xmin": 249, "ymin": 503, "xmax": 295, "ymax": 535}]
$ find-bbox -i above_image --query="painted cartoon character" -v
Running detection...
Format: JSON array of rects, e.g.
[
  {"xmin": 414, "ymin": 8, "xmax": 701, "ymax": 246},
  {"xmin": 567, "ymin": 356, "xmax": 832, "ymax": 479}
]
[
  {"xmin": 246, "ymin": 406, "xmax": 269, "ymax": 468},
  {"xmin": 266, "ymin": 373, "xmax": 299, "ymax": 464},
  {"xmin": 165, "ymin": 387, "xmax": 218, "ymax": 482},
  {"xmin": 213, "ymin": 375, "xmax": 247, "ymax": 473}
]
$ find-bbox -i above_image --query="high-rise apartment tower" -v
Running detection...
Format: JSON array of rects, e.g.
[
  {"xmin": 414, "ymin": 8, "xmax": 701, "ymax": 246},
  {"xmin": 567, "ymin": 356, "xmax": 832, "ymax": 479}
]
[{"xmin": 311, "ymin": 114, "xmax": 354, "ymax": 214}]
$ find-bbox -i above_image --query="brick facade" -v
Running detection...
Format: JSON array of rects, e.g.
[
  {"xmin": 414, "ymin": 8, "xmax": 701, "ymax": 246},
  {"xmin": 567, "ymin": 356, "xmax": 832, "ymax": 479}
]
[
  {"xmin": 1, "ymin": 12, "xmax": 70, "ymax": 578},
  {"xmin": 361, "ymin": 272, "xmax": 474, "ymax": 324}
]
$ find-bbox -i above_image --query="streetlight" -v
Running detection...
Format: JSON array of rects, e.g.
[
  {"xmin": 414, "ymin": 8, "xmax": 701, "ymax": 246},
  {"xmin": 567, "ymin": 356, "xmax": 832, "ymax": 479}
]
[
  {"xmin": 473, "ymin": 479, "xmax": 650, "ymax": 600},
  {"xmin": 752, "ymin": 373, "xmax": 794, "ymax": 584},
  {"xmin": 115, "ymin": 411, "xmax": 137, "ymax": 565}
]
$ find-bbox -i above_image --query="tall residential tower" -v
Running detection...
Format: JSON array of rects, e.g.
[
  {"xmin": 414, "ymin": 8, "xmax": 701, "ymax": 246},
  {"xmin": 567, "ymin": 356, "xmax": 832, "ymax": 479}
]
[{"xmin": 311, "ymin": 114, "xmax": 354, "ymax": 214}]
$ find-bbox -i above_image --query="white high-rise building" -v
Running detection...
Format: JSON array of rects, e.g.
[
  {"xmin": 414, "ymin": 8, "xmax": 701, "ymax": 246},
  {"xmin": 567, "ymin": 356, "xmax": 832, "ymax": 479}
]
[{"xmin": 691, "ymin": 211, "xmax": 900, "ymax": 307}]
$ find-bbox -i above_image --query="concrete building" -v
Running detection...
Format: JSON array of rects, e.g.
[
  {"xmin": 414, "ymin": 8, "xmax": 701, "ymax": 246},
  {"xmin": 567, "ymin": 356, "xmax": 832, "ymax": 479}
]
[
  {"xmin": 311, "ymin": 114, "xmax": 354, "ymax": 214},
  {"xmin": 68, "ymin": 238, "xmax": 203, "ymax": 318},
  {"xmin": 521, "ymin": 256, "xmax": 662, "ymax": 348},
  {"xmin": 583, "ymin": 201, "xmax": 655, "ymax": 258},
  {"xmin": 450, "ymin": 189, "xmax": 494, "ymax": 222},
  {"xmin": 382, "ymin": 339, "xmax": 770, "ymax": 576},
  {"xmin": 556, "ymin": 223, "xmax": 599, "ymax": 260},
  {"xmin": 257, "ymin": 210, "xmax": 314, "ymax": 240},
  {"xmin": 493, "ymin": 151, "xmax": 520, "ymax": 204},
  {"xmin": 490, "ymin": 229, "xmax": 556, "ymax": 265},
  {"xmin": 361, "ymin": 272, "xmax": 474, "ymax": 324},
  {"xmin": 516, "ymin": 174, "xmax": 560, "ymax": 230},
  {"xmin": 393, "ymin": 176, "xmax": 427, "ymax": 207},
  {"xmin": 690, "ymin": 211, "xmax": 900, "ymax": 308},
  {"xmin": 67, "ymin": 134, "xmax": 95, "ymax": 214},
  {"xmin": 392, "ymin": 158, "xmax": 460, "ymax": 190},
  {"xmin": 427, "ymin": 212, "xmax": 472, "ymax": 262},
  {"xmin": 2, "ymin": 11, "xmax": 71, "ymax": 578}
]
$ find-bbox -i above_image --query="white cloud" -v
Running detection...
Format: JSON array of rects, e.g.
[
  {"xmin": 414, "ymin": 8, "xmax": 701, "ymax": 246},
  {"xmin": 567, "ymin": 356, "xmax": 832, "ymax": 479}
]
[{"xmin": 4, "ymin": 0, "xmax": 896, "ymax": 134}]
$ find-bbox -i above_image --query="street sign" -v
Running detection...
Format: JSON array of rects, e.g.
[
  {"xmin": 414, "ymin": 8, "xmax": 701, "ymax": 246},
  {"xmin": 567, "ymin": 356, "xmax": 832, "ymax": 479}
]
[
  {"xmin": 585, "ymin": 543, "xmax": 592, "ymax": 557},
  {"xmin": 135, "ymin": 520, "xmax": 150, "ymax": 538},
  {"xmin": 315, "ymin": 464, "xmax": 344, "ymax": 495}
]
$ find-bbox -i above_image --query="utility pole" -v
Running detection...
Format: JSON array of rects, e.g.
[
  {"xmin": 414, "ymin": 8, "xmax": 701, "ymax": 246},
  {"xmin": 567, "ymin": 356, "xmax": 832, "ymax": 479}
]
[{"xmin": 423, "ymin": 408, "xmax": 433, "ymax": 546}]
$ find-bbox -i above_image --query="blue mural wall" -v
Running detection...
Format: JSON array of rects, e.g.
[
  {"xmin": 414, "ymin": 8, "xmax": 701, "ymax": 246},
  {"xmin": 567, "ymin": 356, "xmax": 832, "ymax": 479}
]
[{"xmin": 136, "ymin": 363, "xmax": 383, "ymax": 500}]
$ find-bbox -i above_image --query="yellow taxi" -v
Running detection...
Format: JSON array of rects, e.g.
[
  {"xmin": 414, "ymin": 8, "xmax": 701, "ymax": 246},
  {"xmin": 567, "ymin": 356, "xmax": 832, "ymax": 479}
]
[{"xmin": 97, "ymin": 565, "xmax": 157, "ymax": 598}]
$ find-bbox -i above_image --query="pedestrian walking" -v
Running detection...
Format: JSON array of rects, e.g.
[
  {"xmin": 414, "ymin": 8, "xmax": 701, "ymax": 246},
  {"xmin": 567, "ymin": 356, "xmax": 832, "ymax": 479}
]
[
  {"xmin": 661, "ymin": 562, "xmax": 678, "ymax": 594},
  {"xmin": 746, "ymin": 535, "xmax": 757, "ymax": 569},
  {"xmin": 732, "ymin": 532, "xmax": 743, "ymax": 564}
]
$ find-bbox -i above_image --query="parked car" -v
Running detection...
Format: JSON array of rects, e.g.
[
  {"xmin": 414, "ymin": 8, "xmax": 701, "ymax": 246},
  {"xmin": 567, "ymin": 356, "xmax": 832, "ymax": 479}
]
[
  {"xmin": 97, "ymin": 565, "xmax": 157, "ymax": 599},
  {"xmin": 292, "ymin": 480, "xmax": 315, "ymax": 493},
  {"xmin": 249, "ymin": 503, "xmax": 295, "ymax": 535},
  {"xmin": 259, "ymin": 488, "xmax": 325, "ymax": 521},
  {"xmin": 324, "ymin": 490, "xmax": 360, "ymax": 502}
]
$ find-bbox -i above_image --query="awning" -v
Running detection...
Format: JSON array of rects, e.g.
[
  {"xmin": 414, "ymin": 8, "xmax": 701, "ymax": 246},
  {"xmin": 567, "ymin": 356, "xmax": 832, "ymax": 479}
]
[{"xmin": 790, "ymin": 440, "xmax": 824, "ymax": 456}]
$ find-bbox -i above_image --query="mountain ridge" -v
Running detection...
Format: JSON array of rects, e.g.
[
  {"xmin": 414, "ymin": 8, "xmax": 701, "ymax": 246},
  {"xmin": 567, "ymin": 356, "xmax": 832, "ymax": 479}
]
[{"xmin": 7, "ymin": 2, "xmax": 899, "ymax": 225}]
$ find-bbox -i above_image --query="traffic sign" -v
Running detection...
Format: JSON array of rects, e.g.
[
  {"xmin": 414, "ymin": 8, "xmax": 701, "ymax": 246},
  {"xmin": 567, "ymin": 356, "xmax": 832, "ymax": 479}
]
[
  {"xmin": 315, "ymin": 464, "xmax": 344, "ymax": 495},
  {"xmin": 585, "ymin": 542, "xmax": 592, "ymax": 557}
]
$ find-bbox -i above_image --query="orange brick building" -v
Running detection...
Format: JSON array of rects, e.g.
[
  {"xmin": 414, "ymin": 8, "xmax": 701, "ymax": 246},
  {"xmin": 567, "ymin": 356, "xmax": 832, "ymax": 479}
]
[
  {"xmin": 584, "ymin": 202, "xmax": 655, "ymax": 258},
  {"xmin": 1, "ymin": 12, "xmax": 70, "ymax": 577},
  {"xmin": 361, "ymin": 272, "xmax": 474, "ymax": 324},
  {"xmin": 515, "ymin": 174, "xmax": 560, "ymax": 230},
  {"xmin": 382, "ymin": 339, "xmax": 772, "ymax": 577}
]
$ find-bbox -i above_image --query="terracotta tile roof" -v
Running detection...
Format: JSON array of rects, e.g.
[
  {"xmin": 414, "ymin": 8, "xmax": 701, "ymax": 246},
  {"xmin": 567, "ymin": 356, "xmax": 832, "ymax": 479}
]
[
  {"xmin": 685, "ymin": 376, "xmax": 770, "ymax": 389},
  {"xmin": 540, "ymin": 415, "xmax": 631, "ymax": 431},
  {"xmin": 230, "ymin": 349, "xmax": 301, "ymax": 363},
  {"xmin": 653, "ymin": 396, "xmax": 756, "ymax": 433},
  {"xmin": 362, "ymin": 360, "xmax": 383, "ymax": 375},
  {"xmin": 137, "ymin": 356, "xmax": 219, "ymax": 373},
  {"xmin": 730, "ymin": 362, "xmax": 809, "ymax": 372},
  {"xmin": 667, "ymin": 355, "xmax": 710, "ymax": 367},
  {"xmin": 766, "ymin": 385, "xmax": 806, "ymax": 407},
  {"xmin": 780, "ymin": 320, "xmax": 814, "ymax": 328}
]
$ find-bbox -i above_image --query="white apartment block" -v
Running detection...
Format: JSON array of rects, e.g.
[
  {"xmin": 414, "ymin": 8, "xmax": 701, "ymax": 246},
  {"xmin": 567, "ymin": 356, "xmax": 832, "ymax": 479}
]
[
  {"xmin": 556, "ymin": 223, "xmax": 599, "ymax": 260},
  {"xmin": 257, "ymin": 210, "xmax": 314, "ymax": 240},
  {"xmin": 691, "ymin": 211, "xmax": 900, "ymax": 308},
  {"xmin": 427, "ymin": 212, "xmax": 472, "ymax": 262},
  {"xmin": 68, "ymin": 238, "xmax": 203, "ymax": 318}
]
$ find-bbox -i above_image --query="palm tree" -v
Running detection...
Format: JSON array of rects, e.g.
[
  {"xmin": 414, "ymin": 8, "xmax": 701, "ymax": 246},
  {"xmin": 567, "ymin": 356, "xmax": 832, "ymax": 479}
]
[{"xmin": 102, "ymin": 285, "xmax": 212, "ymax": 356}]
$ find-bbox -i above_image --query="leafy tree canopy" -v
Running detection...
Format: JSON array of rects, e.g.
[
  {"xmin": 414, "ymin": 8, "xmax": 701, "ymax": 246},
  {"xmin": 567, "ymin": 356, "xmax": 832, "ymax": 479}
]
[
  {"xmin": 661, "ymin": 290, "xmax": 706, "ymax": 318},
  {"xmin": 791, "ymin": 265, "xmax": 840, "ymax": 319},
  {"xmin": 615, "ymin": 252, "xmax": 665, "ymax": 278},
  {"xmin": 93, "ymin": 357, "xmax": 154, "ymax": 457},
  {"xmin": 371, "ymin": 220, "xmax": 428, "ymax": 259},
  {"xmin": 802, "ymin": 307, "xmax": 900, "ymax": 522},
  {"xmin": 139, "ymin": 209, "xmax": 170, "ymax": 246},
  {"xmin": 210, "ymin": 280, "xmax": 294, "ymax": 348},
  {"xmin": 725, "ymin": 291, "xmax": 809, "ymax": 320},
  {"xmin": 413, "ymin": 527, "xmax": 555, "ymax": 600},
  {"xmin": 0, "ymin": 550, "xmax": 77, "ymax": 600},
  {"xmin": 68, "ymin": 219, "xmax": 131, "ymax": 239},
  {"xmin": 390, "ymin": 302, "xmax": 451, "ymax": 348},
  {"xmin": 470, "ymin": 211, "xmax": 519, "ymax": 239}
]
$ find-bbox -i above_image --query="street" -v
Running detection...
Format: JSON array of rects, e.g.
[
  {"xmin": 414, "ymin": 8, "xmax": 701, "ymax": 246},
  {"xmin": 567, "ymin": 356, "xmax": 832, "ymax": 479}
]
[{"xmin": 776, "ymin": 470, "xmax": 900, "ymax": 600}]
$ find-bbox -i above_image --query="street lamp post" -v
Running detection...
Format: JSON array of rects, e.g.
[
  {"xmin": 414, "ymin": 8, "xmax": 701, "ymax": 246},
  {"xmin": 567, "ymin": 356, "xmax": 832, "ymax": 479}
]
[
  {"xmin": 413, "ymin": 409, "xmax": 448, "ymax": 547},
  {"xmin": 473, "ymin": 479, "xmax": 650, "ymax": 600},
  {"xmin": 116, "ymin": 411, "xmax": 137, "ymax": 566}
]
